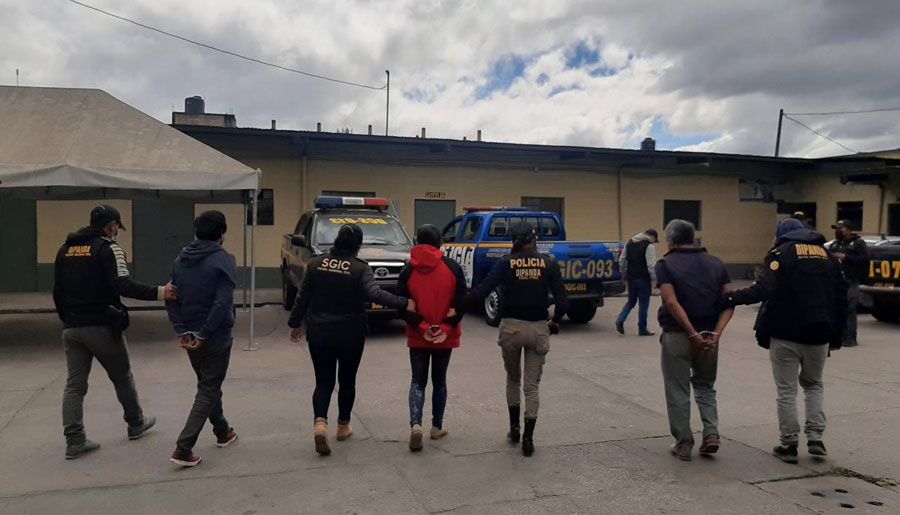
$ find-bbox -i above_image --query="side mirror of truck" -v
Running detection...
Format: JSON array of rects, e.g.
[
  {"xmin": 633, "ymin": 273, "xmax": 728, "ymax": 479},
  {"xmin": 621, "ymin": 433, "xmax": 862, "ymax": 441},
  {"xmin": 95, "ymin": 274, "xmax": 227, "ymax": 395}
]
[{"xmin": 291, "ymin": 234, "xmax": 308, "ymax": 247}]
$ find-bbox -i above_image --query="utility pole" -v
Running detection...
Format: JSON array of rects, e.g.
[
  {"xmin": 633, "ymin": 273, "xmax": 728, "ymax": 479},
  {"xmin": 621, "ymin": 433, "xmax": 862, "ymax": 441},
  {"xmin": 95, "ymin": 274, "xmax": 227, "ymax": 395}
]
[
  {"xmin": 774, "ymin": 108, "xmax": 784, "ymax": 157},
  {"xmin": 385, "ymin": 70, "xmax": 390, "ymax": 136}
]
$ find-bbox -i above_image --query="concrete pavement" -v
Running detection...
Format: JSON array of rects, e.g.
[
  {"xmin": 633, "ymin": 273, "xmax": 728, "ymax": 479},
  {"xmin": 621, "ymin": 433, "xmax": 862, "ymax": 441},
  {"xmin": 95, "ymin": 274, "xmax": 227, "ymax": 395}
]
[{"xmin": 0, "ymin": 298, "xmax": 898, "ymax": 514}]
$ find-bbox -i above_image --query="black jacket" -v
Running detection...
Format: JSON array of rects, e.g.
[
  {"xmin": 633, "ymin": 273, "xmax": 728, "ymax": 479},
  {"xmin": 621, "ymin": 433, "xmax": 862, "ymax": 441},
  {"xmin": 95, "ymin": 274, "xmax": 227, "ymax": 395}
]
[
  {"xmin": 624, "ymin": 238, "xmax": 652, "ymax": 281},
  {"xmin": 53, "ymin": 227, "xmax": 160, "ymax": 328},
  {"xmin": 287, "ymin": 252, "xmax": 408, "ymax": 329},
  {"xmin": 473, "ymin": 246, "xmax": 569, "ymax": 323},
  {"xmin": 727, "ymin": 229, "xmax": 848, "ymax": 348},
  {"xmin": 827, "ymin": 235, "xmax": 869, "ymax": 283}
]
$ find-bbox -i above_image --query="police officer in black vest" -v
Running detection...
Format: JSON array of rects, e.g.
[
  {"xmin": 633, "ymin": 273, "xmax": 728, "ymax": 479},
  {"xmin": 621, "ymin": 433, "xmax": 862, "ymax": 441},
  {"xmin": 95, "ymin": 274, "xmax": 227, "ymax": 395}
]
[
  {"xmin": 471, "ymin": 221, "xmax": 568, "ymax": 457},
  {"xmin": 288, "ymin": 224, "xmax": 414, "ymax": 455},
  {"xmin": 53, "ymin": 205, "xmax": 177, "ymax": 459},
  {"xmin": 616, "ymin": 229, "xmax": 658, "ymax": 336}
]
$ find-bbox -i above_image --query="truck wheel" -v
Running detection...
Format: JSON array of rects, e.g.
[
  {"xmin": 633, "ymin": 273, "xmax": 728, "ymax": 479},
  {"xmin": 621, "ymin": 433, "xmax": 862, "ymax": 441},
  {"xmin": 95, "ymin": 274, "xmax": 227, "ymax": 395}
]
[
  {"xmin": 567, "ymin": 301, "xmax": 597, "ymax": 324},
  {"xmin": 282, "ymin": 274, "xmax": 297, "ymax": 311},
  {"xmin": 871, "ymin": 302, "xmax": 900, "ymax": 323},
  {"xmin": 484, "ymin": 289, "xmax": 503, "ymax": 327}
]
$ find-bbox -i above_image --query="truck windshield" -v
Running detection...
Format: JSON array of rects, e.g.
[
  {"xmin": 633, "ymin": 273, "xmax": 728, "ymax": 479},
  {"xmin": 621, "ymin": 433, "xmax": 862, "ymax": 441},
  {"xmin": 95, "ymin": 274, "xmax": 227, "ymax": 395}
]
[{"xmin": 315, "ymin": 213, "xmax": 412, "ymax": 247}]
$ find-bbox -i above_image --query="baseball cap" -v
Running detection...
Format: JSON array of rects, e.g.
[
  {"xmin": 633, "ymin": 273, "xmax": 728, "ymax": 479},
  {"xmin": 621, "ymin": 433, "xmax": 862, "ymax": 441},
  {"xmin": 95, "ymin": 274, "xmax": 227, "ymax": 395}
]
[
  {"xmin": 510, "ymin": 221, "xmax": 536, "ymax": 244},
  {"xmin": 831, "ymin": 220, "xmax": 854, "ymax": 230},
  {"xmin": 90, "ymin": 205, "xmax": 126, "ymax": 230}
]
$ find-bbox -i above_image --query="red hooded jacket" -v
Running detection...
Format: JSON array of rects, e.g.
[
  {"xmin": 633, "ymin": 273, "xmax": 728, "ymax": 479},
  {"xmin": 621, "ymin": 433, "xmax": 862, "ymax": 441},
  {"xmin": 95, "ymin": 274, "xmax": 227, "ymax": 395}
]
[{"xmin": 398, "ymin": 245, "xmax": 467, "ymax": 349}]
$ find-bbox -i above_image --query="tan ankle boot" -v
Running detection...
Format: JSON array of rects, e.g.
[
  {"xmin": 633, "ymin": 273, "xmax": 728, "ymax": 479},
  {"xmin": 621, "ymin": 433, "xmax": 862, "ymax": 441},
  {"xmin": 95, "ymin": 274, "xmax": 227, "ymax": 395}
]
[
  {"xmin": 430, "ymin": 427, "xmax": 448, "ymax": 440},
  {"xmin": 313, "ymin": 419, "xmax": 331, "ymax": 455},
  {"xmin": 336, "ymin": 422, "xmax": 353, "ymax": 441},
  {"xmin": 409, "ymin": 424, "xmax": 424, "ymax": 451}
]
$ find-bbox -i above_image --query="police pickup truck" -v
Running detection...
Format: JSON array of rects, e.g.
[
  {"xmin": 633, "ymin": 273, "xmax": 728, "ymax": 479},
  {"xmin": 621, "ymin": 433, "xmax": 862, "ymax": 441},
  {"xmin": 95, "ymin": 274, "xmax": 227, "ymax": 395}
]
[
  {"xmin": 863, "ymin": 235, "xmax": 900, "ymax": 323},
  {"xmin": 441, "ymin": 207, "xmax": 625, "ymax": 325},
  {"xmin": 281, "ymin": 196, "xmax": 413, "ymax": 312}
]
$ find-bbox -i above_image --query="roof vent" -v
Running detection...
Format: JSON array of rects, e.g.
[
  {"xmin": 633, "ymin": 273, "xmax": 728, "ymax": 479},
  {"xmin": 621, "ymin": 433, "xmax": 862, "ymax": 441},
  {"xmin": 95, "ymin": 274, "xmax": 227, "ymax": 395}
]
[{"xmin": 641, "ymin": 137, "xmax": 656, "ymax": 151}]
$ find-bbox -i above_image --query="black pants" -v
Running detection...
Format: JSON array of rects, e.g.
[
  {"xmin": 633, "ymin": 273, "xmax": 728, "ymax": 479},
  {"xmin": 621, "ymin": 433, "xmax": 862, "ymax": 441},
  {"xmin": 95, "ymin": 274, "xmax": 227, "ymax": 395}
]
[
  {"xmin": 409, "ymin": 348, "xmax": 452, "ymax": 428},
  {"xmin": 62, "ymin": 326, "xmax": 143, "ymax": 445},
  {"xmin": 176, "ymin": 340, "xmax": 233, "ymax": 453},
  {"xmin": 307, "ymin": 323, "xmax": 367, "ymax": 423}
]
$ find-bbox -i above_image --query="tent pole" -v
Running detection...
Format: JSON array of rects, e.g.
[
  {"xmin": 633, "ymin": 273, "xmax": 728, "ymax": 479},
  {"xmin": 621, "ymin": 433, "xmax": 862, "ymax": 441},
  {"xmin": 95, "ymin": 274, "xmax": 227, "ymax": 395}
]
[
  {"xmin": 242, "ymin": 197, "xmax": 248, "ymax": 310},
  {"xmin": 245, "ymin": 176, "xmax": 260, "ymax": 351}
]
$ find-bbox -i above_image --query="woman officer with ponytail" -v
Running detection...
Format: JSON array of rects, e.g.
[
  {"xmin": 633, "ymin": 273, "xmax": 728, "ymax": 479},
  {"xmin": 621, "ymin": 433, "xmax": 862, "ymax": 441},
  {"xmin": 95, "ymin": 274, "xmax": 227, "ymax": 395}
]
[{"xmin": 288, "ymin": 224, "xmax": 415, "ymax": 455}]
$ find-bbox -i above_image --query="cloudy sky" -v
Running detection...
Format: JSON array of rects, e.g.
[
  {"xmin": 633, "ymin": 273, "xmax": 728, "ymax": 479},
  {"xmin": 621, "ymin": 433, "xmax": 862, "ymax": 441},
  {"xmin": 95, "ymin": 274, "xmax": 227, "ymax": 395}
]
[{"xmin": 2, "ymin": 0, "xmax": 899, "ymax": 157}]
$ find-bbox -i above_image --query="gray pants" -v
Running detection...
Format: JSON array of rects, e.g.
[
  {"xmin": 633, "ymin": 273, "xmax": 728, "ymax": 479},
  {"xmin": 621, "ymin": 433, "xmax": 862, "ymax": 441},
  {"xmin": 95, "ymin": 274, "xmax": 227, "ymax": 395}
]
[
  {"xmin": 660, "ymin": 331, "xmax": 719, "ymax": 450},
  {"xmin": 499, "ymin": 319, "xmax": 550, "ymax": 419},
  {"xmin": 769, "ymin": 338, "xmax": 828, "ymax": 446},
  {"xmin": 62, "ymin": 326, "xmax": 143, "ymax": 445},
  {"xmin": 845, "ymin": 281, "xmax": 859, "ymax": 345}
]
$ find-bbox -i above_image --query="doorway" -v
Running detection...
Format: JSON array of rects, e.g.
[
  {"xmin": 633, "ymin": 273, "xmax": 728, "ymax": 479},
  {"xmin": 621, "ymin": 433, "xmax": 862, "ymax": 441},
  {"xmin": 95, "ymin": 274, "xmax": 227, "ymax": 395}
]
[
  {"xmin": 132, "ymin": 198, "xmax": 196, "ymax": 284},
  {"xmin": 889, "ymin": 203, "xmax": 900, "ymax": 236},
  {"xmin": 0, "ymin": 198, "xmax": 37, "ymax": 292},
  {"xmin": 414, "ymin": 199, "xmax": 457, "ymax": 233}
]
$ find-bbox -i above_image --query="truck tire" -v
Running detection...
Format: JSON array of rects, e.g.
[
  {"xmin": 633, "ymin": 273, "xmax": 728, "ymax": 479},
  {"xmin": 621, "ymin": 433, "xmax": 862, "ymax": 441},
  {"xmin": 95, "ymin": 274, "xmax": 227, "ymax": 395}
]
[
  {"xmin": 282, "ymin": 273, "xmax": 298, "ymax": 311},
  {"xmin": 567, "ymin": 300, "xmax": 597, "ymax": 324},
  {"xmin": 484, "ymin": 289, "xmax": 503, "ymax": 327},
  {"xmin": 871, "ymin": 302, "xmax": 900, "ymax": 323}
]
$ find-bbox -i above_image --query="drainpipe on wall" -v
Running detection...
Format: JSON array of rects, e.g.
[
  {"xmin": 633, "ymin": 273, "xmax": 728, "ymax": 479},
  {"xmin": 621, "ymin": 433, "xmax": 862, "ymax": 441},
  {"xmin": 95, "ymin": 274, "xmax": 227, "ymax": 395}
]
[{"xmin": 878, "ymin": 183, "xmax": 886, "ymax": 235}]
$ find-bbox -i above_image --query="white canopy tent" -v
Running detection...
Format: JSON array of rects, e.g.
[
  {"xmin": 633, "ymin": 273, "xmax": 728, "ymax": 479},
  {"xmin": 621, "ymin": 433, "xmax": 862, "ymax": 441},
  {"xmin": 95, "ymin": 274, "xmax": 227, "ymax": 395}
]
[{"xmin": 0, "ymin": 86, "xmax": 262, "ymax": 349}]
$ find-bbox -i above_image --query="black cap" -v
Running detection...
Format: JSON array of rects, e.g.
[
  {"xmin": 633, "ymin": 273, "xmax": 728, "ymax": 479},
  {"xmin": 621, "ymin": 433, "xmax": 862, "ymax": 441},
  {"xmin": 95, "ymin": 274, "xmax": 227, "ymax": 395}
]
[
  {"xmin": 90, "ymin": 205, "xmax": 126, "ymax": 230},
  {"xmin": 510, "ymin": 221, "xmax": 536, "ymax": 244},
  {"xmin": 831, "ymin": 220, "xmax": 854, "ymax": 230}
]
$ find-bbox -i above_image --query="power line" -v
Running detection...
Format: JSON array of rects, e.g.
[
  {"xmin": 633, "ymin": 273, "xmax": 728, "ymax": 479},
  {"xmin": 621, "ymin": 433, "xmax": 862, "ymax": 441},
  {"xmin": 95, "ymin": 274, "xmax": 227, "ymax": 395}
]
[
  {"xmin": 66, "ymin": 0, "xmax": 386, "ymax": 90},
  {"xmin": 782, "ymin": 114, "xmax": 858, "ymax": 154},
  {"xmin": 785, "ymin": 106, "xmax": 900, "ymax": 116}
]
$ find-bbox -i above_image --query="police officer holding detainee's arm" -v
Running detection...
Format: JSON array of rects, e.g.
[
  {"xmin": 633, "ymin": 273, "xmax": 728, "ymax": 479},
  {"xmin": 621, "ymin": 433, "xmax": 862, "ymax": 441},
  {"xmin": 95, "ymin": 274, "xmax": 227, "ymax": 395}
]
[
  {"xmin": 53, "ymin": 205, "xmax": 176, "ymax": 459},
  {"xmin": 470, "ymin": 221, "xmax": 568, "ymax": 457},
  {"xmin": 827, "ymin": 220, "xmax": 868, "ymax": 347},
  {"xmin": 725, "ymin": 218, "xmax": 848, "ymax": 464}
]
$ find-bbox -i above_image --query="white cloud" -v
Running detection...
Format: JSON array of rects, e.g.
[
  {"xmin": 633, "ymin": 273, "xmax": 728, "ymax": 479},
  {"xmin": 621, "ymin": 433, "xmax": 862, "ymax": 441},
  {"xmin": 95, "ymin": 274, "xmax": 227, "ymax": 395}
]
[{"xmin": 1, "ymin": 0, "xmax": 898, "ymax": 157}]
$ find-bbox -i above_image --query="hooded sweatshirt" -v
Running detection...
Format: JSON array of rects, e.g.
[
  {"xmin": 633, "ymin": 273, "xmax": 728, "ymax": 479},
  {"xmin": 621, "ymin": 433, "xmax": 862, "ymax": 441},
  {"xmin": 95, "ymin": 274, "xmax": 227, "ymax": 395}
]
[
  {"xmin": 398, "ymin": 245, "xmax": 467, "ymax": 349},
  {"xmin": 166, "ymin": 239, "xmax": 237, "ymax": 347},
  {"xmin": 728, "ymin": 229, "xmax": 848, "ymax": 348}
]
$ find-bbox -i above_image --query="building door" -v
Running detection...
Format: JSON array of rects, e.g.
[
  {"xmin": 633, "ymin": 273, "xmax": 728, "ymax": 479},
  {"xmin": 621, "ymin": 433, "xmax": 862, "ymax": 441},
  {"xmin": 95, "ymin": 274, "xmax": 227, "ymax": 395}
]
[
  {"xmin": 889, "ymin": 203, "xmax": 900, "ymax": 236},
  {"xmin": 414, "ymin": 200, "xmax": 456, "ymax": 232},
  {"xmin": 0, "ymin": 198, "xmax": 37, "ymax": 292},
  {"xmin": 132, "ymin": 198, "xmax": 196, "ymax": 284}
]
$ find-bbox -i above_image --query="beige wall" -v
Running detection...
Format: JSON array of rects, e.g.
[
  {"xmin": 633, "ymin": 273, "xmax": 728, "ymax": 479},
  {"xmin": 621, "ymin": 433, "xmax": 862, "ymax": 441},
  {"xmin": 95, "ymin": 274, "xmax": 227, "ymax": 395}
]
[
  {"xmin": 785, "ymin": 174, "xmax": 882, "ymax": 233},
  {"xmin": 37, "ymin": 200, "xmax": 133, "ymax": 263},
  {"xmin": 621, "ymin": 174, "xmax": 777, "ymax": 264}
]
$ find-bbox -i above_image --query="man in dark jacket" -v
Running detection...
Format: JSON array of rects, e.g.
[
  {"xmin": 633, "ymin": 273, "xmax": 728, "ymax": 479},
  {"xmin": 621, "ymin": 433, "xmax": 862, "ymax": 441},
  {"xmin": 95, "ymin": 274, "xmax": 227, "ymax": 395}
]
[
  {"xmin": 827, "ymin": 220, "xmax": 868, "ymax": 347},
  {"xmin": 471, "ymin": 222, "xmax": 568, "ymax": 457},
  {"xmin": 288, "ymin": 224, "xmax": 414, "ymax": 455},
  {"xmin": 616, "ymin": 228, "xmax": 658, "ymax": 336},
  {"xmin": 53, "ymin": 205, "xmax": 175, "ymax": 459},
  {"xmin": 166, "ymin": 211, "xmax": 238, "ymax": 467},
  {"xmin": 398, "ymin": 225, "xmax": 467, "ymax": 451},
  {"xmin": 726, "ymin": 218, "xmax": 848, "ymax": 463}
]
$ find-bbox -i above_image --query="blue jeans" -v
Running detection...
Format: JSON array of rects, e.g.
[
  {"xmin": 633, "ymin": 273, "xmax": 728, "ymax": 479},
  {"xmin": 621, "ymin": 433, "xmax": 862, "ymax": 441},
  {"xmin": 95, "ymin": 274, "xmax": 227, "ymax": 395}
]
[
  {"xmin": 409, "ymin": 348, "xmax": 452, "ymax": 428},
  {"xmin": 617, "ymin": 278, "xmax": 652, "ymax": 331}
]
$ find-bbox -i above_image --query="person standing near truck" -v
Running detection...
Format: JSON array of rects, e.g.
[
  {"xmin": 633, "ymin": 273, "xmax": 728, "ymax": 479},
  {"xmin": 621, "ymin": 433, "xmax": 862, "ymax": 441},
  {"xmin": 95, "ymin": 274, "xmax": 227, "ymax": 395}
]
[
  {"xmin": 616, "ymin": 229, "xmax": 658, "ymax": 336},
  {"xmin": 827, "ymin": 220, "xmax": 868, "ymax": 347},
  {"xmin": 288, "ymin": 224, "xmax": 415, "ymax": 456},
  {"xmin": 398, "ymin": 225, "xmax": 467, "ymax": 452},
  {"xmin": 471, "ymin": 221, "xmax": 568, "ymax": 457},
  {"xmin": 53, "ymin": 205, "xmax": 174, "ymax": 459}
]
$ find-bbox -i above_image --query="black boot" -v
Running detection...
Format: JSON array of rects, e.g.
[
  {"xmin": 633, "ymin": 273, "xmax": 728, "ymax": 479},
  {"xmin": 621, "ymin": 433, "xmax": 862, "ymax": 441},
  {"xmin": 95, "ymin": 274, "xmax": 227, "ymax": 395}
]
[
  {"xmin": 507, "ymin": 406, "xmax": 521, "ymax": 444},
  {"xmin": 522, "ymin": 418, "xmax": 537, "ymax": 457}
]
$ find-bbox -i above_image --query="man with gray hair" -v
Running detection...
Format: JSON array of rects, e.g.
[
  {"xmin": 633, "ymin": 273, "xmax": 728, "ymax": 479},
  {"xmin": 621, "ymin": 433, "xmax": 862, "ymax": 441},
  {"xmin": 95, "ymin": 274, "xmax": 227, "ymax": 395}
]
[{"xmin": 655, "ymin": 219, "xmax": 734, "ymax": 461}]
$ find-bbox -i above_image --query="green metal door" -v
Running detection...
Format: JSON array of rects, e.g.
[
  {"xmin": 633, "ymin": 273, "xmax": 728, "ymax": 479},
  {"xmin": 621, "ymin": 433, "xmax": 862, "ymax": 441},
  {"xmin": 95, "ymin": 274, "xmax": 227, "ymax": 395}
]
[
  {"xmin": 0, "ymin": 198, "xmax": 37, "ymax": 292},
  {"xmin": 132, "ymin": 198, "xmax": 196, "ymax": 285}
]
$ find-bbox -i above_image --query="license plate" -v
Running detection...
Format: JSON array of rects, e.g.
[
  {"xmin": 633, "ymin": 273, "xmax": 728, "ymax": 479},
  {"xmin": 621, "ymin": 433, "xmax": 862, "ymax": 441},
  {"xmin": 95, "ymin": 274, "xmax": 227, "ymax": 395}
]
[{"xmin": 564, "ymin": 283, "xmax": 588, "ymax": 293}]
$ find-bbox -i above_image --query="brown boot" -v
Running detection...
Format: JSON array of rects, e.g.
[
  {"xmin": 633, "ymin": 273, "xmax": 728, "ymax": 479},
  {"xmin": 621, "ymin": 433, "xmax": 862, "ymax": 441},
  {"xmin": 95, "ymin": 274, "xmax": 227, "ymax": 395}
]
[
  {"xmin": 336, "ymin": 422, "xmax": 353, "ymax": 441},
  {"xmin": 314, "ymin": 419, "xmax": 331, "ymax": 455},
  {"xmin": 430, "ymin": 427, "xmax": 448, "ymax": 440},
  {"xmin": 409, "ymin": 424, "xmax": 424, "ymax": 451}
]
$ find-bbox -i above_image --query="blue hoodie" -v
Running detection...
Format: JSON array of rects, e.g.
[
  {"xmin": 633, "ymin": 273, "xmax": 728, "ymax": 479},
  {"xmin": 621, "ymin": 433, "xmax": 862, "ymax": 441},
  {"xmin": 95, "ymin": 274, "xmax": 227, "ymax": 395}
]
[{"xmin": 167, "ymin": 239, "xmax": 236, "ymax": 347}]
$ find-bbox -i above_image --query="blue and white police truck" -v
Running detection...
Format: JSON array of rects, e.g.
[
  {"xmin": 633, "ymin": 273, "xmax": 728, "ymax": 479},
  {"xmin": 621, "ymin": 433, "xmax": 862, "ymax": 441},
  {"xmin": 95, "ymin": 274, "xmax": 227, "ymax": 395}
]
[
  {"xmin": 281, "ymin": 196, "xmax": 413, "ymax": 312},
  {"xmin": 441, "ymin": 206, "xmax": 625, "ymax": 325}
]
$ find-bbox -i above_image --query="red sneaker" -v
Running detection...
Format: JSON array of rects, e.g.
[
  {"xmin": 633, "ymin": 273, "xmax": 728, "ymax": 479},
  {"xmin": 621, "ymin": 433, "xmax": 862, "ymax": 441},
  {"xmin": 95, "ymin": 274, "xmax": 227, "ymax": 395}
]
[
  {"xmin": 170, "ymin": 450, "xmax": 202, "ymax": 467},
  {"xmin": 217, "ymin": 430, "xmax": 239, "ymax": 448}
]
